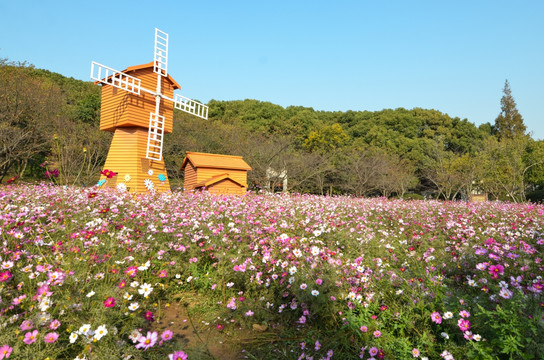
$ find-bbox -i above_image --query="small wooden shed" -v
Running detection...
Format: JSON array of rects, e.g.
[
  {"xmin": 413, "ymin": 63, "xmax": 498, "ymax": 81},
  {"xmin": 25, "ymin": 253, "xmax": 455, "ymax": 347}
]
[{"xmin": 181, "ymin": 152, "xmax": 252, "ymax": 195}]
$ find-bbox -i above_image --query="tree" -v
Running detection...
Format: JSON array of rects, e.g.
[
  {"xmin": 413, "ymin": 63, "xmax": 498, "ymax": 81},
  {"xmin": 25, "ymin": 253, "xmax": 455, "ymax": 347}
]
[
  {"xmin": 494, "ymin": 80, "xmax": 526, "ymax": 140},
  {"xmin": 0, "ymin": 60, "xmax": 63, "ymax": 181}
]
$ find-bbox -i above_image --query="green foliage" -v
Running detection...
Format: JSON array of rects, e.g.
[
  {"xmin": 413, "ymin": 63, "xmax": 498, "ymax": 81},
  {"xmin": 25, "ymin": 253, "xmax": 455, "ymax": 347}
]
[{"xmin": 1, "ymin": 60, "xmax": 543, "ymax": 197}]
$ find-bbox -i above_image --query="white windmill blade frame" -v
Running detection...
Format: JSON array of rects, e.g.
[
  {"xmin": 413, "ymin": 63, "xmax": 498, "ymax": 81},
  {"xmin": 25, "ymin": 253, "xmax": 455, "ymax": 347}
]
[
  {"xmin": 91, "ymin": 61, "xmax": 142, "ymax": 95},
  {"xmin": 146, "ymin": 112, "xmax": 165, "ymax": 161},
  {"xmin": 154, "ymin": 28, "xmax": 168, "ymax": 76},
  {"xmin": 173, "ymin": 94, "xmax": 209, "ymax": 120}
]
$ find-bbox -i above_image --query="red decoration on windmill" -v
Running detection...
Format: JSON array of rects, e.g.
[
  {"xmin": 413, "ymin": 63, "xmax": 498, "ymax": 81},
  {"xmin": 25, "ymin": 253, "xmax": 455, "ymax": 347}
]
[{"xmin": 90, "ymin": 28, "xmax": 208, "ymax": 193}]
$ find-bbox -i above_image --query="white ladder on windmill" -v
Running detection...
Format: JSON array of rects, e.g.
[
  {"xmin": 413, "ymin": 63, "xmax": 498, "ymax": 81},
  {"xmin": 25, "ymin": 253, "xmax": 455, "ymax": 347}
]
[{"xmin": 146, "ymin": 29, "xmax": 169, "ymax": 161}]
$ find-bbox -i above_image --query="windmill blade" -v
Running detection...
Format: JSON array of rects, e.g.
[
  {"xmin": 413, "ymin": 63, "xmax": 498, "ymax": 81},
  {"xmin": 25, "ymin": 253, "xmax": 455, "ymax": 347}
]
[
  {"xmin": 146, "ymin": 112, "xmax": 165, "ymax": 161},
  {"xmin": 174, "ymin": 94, "xmax": 208, "ymax": 119},
  {"xmin": 91, "ymin": 61, "xmax": 141, "ymax": 95},
  {"xmin": 154, "ymin": 28, "xmax": 168, "ymax": 76}
]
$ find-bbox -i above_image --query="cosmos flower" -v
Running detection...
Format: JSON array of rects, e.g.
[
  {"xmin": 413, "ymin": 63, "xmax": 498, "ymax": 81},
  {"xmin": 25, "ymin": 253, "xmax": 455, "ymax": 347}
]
[
  {"xmin": 43, "ymin": 332, "xmax": 59, "ymax": 343},
  {"xmin": 168, "ymin": 351, "xmax": 188, "ymax": 360},
  {"xmin": 431, "ymin": 311, "xmax": 442, "ymax": 324},
  {"xmin": 135, "ymin": 331, "xmax": 158, "ymax": 350},
  {"xmin": 23, "ymin": 330, "xmax": 39, "ymax": 344}
]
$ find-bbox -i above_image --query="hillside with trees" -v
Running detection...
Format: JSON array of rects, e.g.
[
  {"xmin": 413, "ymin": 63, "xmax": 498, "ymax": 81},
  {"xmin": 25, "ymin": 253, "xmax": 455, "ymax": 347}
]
[{"xmin": 1, "ymin": 60, "xmax": 543, "ymax": 201}]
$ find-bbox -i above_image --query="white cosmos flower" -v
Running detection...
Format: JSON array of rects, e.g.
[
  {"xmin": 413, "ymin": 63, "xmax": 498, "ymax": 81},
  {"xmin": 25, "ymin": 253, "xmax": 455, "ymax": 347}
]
[
  {"xmin": 79, "ymin": 324, "xmax": 92, "ymax": 335},
  {"xmin": 128, "ymin": 302, "xmax": 139, "ymax": 311},
  {"xmin": 129, "ymin": 329, "xmax": 141, "ymax": 343},
  {"xmin": 1, "ymin": 261, "xmax": 14, "ymax": 269},
  {"xmin": 116, "ymin": 182, "xmax": 127, "ymax": 192},
  {"xmin": 69, "ymin": 332, "xmax": 78, "ymax": 343},
  {"xmin": 293, "ymin": 249, "xmax": 302, "ymax": 258},
  {"xmin": 138, "ymin": 260, "xmax": 150, "ymax": 271},
  {"xmin": 130, "ymin": 281, "xmax": 139, "ymax": 288},
  {"xmin": 289, "ymin": 266, "xmax": 297, "ymax": 275},
  {"xmin": 311, "ymin": 289, "xmax": 319, "ymax": 296},
  {"xmin": 86, "ymin": 291, "xmax": 95, "ymax": 298},
  {"xmin": 138, "ymin": 283, "xmax": 153, "ymax": 297},
  {"xmin": 310, "ymin": 246, "xmax": 320, "ymax": 256},
  {"xmin": 94, "ymin": 325, "xmax": 108, "ymax": 341}
]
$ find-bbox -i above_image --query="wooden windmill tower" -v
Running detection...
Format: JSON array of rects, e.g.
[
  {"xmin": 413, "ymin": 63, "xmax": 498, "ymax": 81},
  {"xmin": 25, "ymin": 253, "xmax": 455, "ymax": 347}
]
[{"xmin": 91, "ymin": 28, "xmax": 207, "ymax": 193}]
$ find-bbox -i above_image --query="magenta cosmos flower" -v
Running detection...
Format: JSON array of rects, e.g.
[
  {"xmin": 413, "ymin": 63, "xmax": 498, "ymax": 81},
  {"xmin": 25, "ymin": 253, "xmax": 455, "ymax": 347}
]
[
  {"xmin": 168, "ymin": 351, "xmax": 188, "ymax": 360},
  {"xmin": 23, "ymin": 330, "xmax": 39, "ymax": 344},
  {"xmin": 488, "ymin": 264, "xmax": 504, "ymax": 279},
  {"xmin": 135, "ymin": 331, "xmax": 158, "ymax": 350},
  {"xmin": 0, "ymin": 271, "xmax": 12, "ymax": 283},
  {"xmin": 104, "ymin": 297, "xmax": 116, "ymax": 308}
]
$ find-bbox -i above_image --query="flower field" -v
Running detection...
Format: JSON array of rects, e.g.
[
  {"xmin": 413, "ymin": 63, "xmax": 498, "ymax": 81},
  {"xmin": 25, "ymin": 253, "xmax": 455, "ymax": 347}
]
[{"xmin": 0, "ymin": 184, "xmax": 543, "ymax": 360}]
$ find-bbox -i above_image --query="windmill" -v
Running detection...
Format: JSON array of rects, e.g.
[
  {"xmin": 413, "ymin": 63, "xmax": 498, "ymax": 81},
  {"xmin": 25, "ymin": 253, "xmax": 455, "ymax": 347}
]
[{"xmin": 90, "ymin": 28, "xmax": 208, "ymax": 193}]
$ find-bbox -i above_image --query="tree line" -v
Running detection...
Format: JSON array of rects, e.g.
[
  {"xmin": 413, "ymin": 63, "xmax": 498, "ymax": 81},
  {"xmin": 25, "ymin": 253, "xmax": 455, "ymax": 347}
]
[{"xmin": 1, "ymin": 60, "xmax": 543, "ymax": 201}]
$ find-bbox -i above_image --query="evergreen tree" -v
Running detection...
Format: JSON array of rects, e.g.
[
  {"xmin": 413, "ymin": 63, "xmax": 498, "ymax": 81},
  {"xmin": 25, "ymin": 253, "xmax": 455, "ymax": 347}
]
[{"xmin": 494, "ymin": 79, "xmax": 526, "ymax": 139}]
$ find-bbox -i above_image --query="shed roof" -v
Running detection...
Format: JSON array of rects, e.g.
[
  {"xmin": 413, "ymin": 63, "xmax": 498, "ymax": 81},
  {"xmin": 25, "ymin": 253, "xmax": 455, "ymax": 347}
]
[
  {"xmin": 94, "ymin": 61, "xmax": 181, "ymax": 90},
  {"xmin": 181, "ymin": 152, "xmax": 252, "ymax": 171},
  {"xmin": 194, "ymin": 173, "xmax": 247, "ymax": 188}
]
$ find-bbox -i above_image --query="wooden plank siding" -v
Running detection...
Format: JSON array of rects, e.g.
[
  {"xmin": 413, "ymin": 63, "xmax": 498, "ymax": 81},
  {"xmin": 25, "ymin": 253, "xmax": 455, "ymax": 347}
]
[
  {"xmin": 183, "ymin": 162, "xmax": 198, "ymax": 190},
  {"xmin": 101, "ymin": 127, "xmax": 170, "ymax": 193},
  {"xmin": 195, "ymin": 168, "xmax": 247, "ymax": 186},
  {"xmin": 205, "ymin": 179, "xmax": 245, "ymax": 195},
  {"xmin": 99, "ymin": 67, "xmax": 175, "ymax": 133}
]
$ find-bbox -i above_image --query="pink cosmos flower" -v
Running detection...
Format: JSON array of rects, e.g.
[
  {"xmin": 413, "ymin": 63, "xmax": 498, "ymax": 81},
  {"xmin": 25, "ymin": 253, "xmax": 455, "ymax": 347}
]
[
  {"xmin": 315, "ymin": 340, "xmax": 321, "ymax": 350},
  {"xmin": 431, "ymin": 311, "xmax": 442, "ymax": 324},
  {"xmin": 104, "ymin": 297, "xmax": 116, "ymax": 308},
  {"xmin": 135, "ymin": 331, "xmax": 158, "ymax": 350},
  {"xmin": 49, "ymin": 319, "xmax": 61, "ymax": 330},
  {"xmin": 412, "ymin": 348, "xmax": 420, "ymax": 357},
  {"xmin": 20, "ymin": 320, "xmax": 34, "ymax": 331},
  {"xmin": 161, "ymin": 329, "xmax": 173, "ymax": 341},
  {"xmin": 373, "ymin": 330, "xmax": 382, "ymax": 338},
  {"xmin": 158, "ymin": 270, "xmax": 168, "ymax": 278},
  {"xmin": 23, "ymin": 330, "xmax": 39, "ymax": 344},
  {"xmin": 125, "ymin": 266, "xmax": 138, "ymax": 278},
  {"xmin": 0, "ymin": 345, "xmax": 13, "ymax": 359},
  {"xmin": 369, "ymin": 347, "xmax": 379, "ymax": 356},
  {"xmin": 44, "ymin": 332, "xmax": 59, "ymax": 343},
  {"xmin": 459, "ymin": 310, "xmax": 470, "ymax": 318},
  {"xmin": 316, "ymin": 278, "xmax": 323, "ymax": 285},
  {"xmin": 11, "ymin": 295, "xmax": 26, "ymax": 305},
  {"xmin": 457, "ymin": 318, "xmax": 471, "ymax": 332},
  {"xmin": 360, "ymin": 325, "xmax": 368, "ymax": 332},
  {"xmin": 168, "ymin": 351, "xmax": 188, "ymax": 360}
]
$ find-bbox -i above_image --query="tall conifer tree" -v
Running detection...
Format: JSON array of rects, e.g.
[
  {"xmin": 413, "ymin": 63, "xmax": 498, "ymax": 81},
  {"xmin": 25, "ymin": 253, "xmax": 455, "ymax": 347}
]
[{"xmin": 494, "ymin": 80, "xmax": 526, "ymax": 140}]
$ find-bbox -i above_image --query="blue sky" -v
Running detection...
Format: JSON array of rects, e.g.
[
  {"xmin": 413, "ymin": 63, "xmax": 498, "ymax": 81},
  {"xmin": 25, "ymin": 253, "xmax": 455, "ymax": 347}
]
[{"xmin": 1, "ymin": 1, "xmax": 543, "ymax": 139}]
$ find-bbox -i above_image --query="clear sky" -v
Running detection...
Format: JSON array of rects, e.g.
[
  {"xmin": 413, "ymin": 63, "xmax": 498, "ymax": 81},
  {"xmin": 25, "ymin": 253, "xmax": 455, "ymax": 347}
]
[{"xmin": 1, "ymin": 1, "xmax": 543, "ymax": 139}]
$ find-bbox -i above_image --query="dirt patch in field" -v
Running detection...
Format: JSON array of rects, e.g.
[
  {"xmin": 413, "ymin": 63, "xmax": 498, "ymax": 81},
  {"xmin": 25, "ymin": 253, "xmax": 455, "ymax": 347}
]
[{"xmin": 152, "ymin": 299, "xmax": 245, "ymax": 359}]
